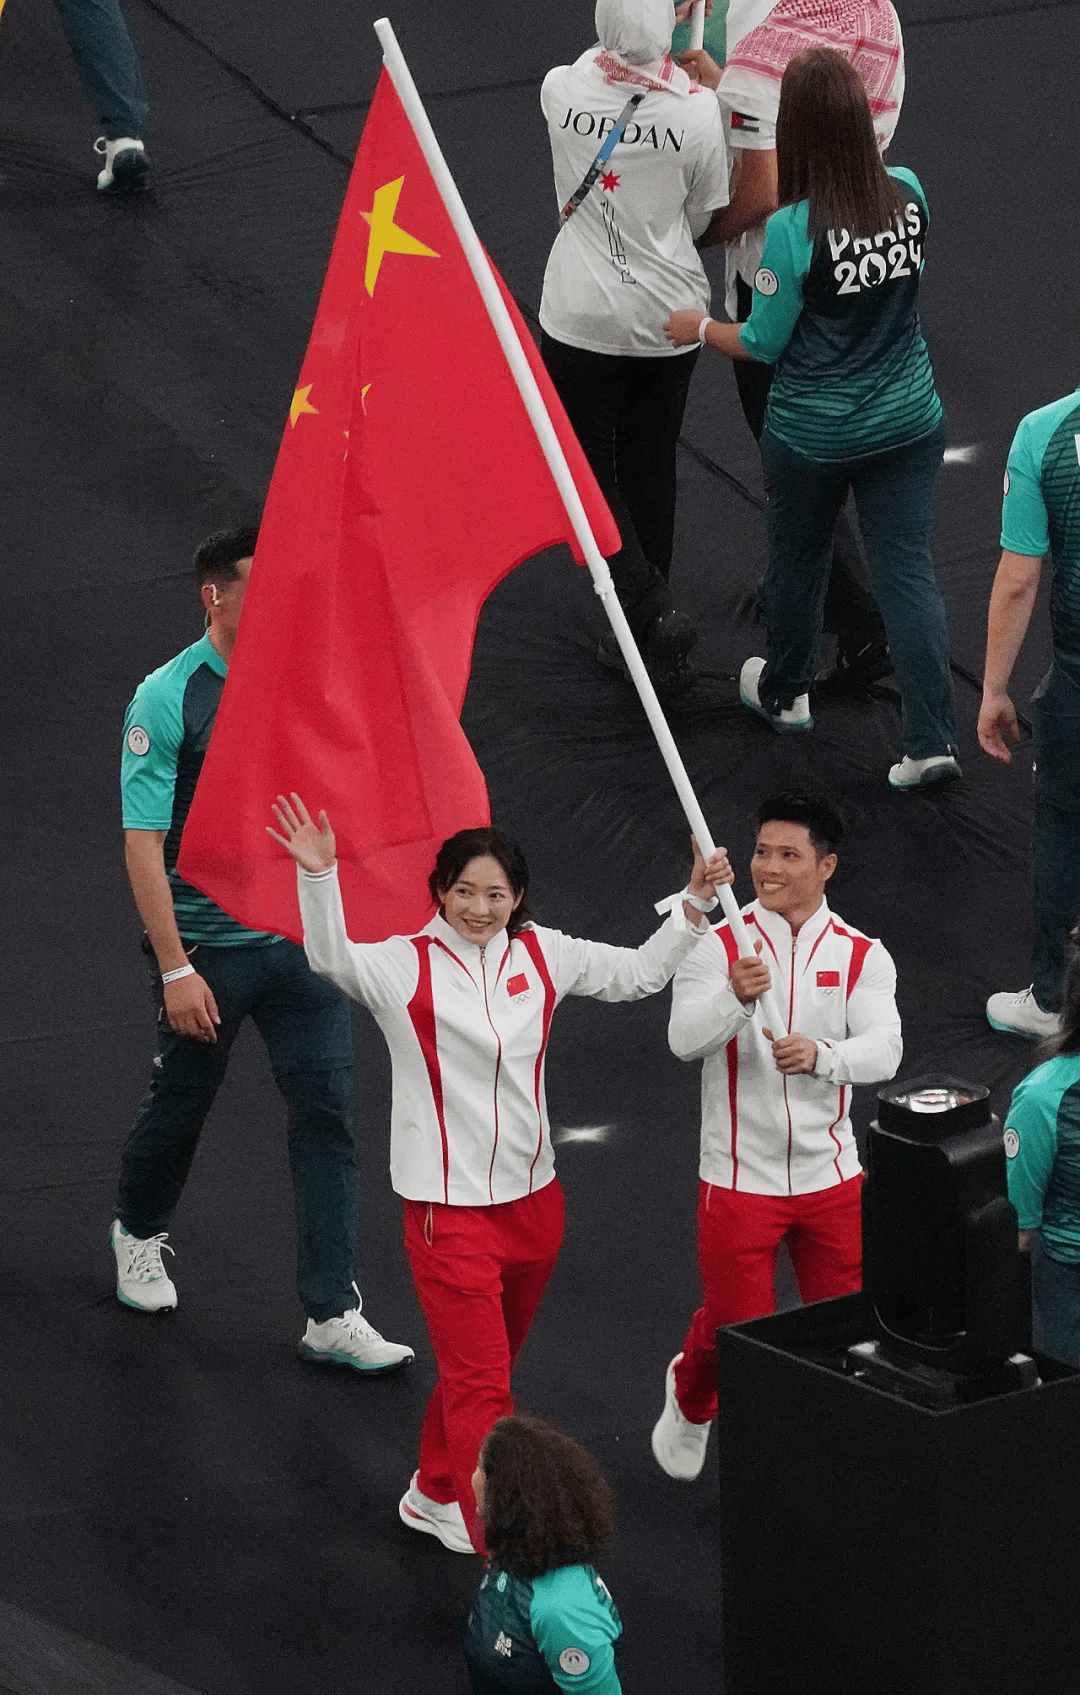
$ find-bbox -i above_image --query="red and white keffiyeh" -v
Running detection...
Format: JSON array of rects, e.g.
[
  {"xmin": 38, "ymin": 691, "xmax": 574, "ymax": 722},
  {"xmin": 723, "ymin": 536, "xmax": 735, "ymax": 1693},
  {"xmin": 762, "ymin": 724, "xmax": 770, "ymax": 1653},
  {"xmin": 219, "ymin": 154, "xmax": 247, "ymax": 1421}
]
[
  {"xmin": 725, "ymin": 0, "xmax": 902, "ymax": 119},
  {"xmin": 593, "ymin": 0, "xmax": 696, "ymax": 95}
]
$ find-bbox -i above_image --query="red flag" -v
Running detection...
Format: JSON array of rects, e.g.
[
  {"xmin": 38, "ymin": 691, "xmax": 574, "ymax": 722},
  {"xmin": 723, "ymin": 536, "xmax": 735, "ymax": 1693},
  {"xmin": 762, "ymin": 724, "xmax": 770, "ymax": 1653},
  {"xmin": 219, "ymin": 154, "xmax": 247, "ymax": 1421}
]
[{"xmin": 177, "ymin": 69, "xmax": 619, "ymax": 942}]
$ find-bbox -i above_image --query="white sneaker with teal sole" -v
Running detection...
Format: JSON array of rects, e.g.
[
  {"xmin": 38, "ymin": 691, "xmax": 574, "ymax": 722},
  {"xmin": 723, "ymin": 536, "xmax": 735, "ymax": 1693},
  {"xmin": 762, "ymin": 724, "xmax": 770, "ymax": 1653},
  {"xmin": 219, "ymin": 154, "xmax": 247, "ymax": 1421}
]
[
  {"xmin": 94, "ymin": 136, "xmax": 152, "ymax": 193},
  {"xmin": 398, "ymin": 1472, "xmax": 474, "ymax": 1553},
  {"xmin": 651, "ymin": 1354, "xmax": 712, "ymax": 1481},
  {"xmin": 299, "ymin": 1283, "xmax": 414, "ymax": 1374},
  {"xmin": 111, "ymin": 1219, "xmax": 177, "ymax": 1311},
  {"xmin": 888, "ymin": 753, "xmax": 962, "ymax": 790},
  {"xmin": 986, "ymin": 986, "xmax": 1061, "ymax": 1040},
  {"xmin": 739, "ymin": 657, "xmax": 812, "ymax": 734}
]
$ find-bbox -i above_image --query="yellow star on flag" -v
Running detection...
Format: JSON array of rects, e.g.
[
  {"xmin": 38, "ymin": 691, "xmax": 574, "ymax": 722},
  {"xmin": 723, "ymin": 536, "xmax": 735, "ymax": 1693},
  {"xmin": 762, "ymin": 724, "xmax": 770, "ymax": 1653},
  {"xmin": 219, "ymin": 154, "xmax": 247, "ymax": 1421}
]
[
  {"xmin": 360, "ymin": 177, "xmax": 439, "ymax": 297},
  {"xmin": 289, "ymin": 384, "xmax": 320, "ymax": 428},
  {"xmin": 361, "ymin": 384, "xmax": 372, "ymax": 414}
]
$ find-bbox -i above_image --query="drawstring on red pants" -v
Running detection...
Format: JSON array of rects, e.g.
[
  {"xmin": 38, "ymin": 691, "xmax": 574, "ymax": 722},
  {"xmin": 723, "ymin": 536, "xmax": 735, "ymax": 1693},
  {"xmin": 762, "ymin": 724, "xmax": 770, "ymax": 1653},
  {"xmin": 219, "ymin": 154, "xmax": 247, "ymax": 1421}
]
[{"xmin": 424, "ymin": 1203, "xmax": 433, "ymax": 1246}]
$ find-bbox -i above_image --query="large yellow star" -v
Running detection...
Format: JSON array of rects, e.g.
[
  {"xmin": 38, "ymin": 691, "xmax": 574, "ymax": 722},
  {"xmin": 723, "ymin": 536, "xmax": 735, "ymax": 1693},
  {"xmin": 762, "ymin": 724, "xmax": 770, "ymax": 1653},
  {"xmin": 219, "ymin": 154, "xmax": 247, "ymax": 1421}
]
[
  {"xmin": 360, "ymin": 177, "xmax": 439, "ymax": 298},
  {"xmin": 289, "ymin": 384, "xmax": 320, "ymax": 428}
]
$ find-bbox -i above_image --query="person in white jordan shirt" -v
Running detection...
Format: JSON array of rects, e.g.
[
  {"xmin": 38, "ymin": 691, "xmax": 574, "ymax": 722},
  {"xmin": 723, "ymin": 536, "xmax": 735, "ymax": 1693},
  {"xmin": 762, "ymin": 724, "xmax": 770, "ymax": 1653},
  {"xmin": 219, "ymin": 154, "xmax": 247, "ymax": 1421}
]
[
  {"xmin": 269, "ymin": 794, "xmax": 727, "ymax": 1552},
  {"xmin": 652, "ymin": 789, "xmax": 902, "ymax": 1480}
]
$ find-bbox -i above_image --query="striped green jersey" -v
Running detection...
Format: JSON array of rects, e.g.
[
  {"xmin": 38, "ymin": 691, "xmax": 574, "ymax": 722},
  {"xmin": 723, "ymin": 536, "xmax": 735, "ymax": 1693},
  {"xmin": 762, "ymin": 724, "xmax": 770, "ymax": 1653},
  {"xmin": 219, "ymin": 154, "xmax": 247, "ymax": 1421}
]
[
  {"xmin": 1001, "ymin": 388, "xmax": 1080, "ymax": 687},
  {"xmin": 1005, "ymin": 1054, "xmax": 1080, "ymax": 1264},
  {"xmin": 121, "ymin": 633, "xmax": 280, "ymax": 948},
  {"xmin": 739, "ymin": 166, "xmax": 942, "ymax": 462}
]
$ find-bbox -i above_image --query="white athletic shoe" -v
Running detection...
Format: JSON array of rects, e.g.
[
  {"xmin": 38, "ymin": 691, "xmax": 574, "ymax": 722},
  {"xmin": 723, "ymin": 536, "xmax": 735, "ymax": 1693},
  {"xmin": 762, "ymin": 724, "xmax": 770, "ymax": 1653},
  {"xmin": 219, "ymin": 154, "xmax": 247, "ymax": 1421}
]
[
  {"xmin": 298, "ymin": 1283, "xmax": 414, "ymax": 1374},
  {"xmin": 887, "ymin": 753, "xmax": 962, "ymax": 790},
  {"xmin": 739, "ymin": 657, "xmax": 812, "ymax": 734},
  {"xmin": 651, "ymin": 1354, "xmax": 712, "ymax": 1481},
  {"xmin": 398, "ymin": 1472, "xmax": 475, "ymax": 1554},
  {"xmin": 110, "ymin": 1219, "xmax": 177, "ymax": 1311},
  {"xmin": 94, "ymin": 135, "xmax": 152, "ymax": 193},
  {"xmin": 986, "ymin": 986, "xmax": 1061, "ymax": 1040}
]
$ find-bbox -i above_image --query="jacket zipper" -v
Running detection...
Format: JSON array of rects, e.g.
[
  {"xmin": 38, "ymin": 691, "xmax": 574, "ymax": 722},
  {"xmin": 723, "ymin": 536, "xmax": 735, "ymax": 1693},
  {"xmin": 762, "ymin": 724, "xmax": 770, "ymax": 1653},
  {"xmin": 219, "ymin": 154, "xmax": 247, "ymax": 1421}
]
[
  {"xmin": 480, "ymin": 950, "xmax": 503, "ymax": 1202},
  {"xmin": 784, "ymin": 931, "xmax": 796, "ymax": 1196}
]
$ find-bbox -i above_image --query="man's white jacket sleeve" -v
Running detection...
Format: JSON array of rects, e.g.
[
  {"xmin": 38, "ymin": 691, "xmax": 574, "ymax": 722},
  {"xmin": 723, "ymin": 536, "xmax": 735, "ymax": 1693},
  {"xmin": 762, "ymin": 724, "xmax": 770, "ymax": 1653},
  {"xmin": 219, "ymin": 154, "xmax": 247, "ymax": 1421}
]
[{"xmin": 668, "ymin": 934, "xmax": 755, "ymax": 1061}]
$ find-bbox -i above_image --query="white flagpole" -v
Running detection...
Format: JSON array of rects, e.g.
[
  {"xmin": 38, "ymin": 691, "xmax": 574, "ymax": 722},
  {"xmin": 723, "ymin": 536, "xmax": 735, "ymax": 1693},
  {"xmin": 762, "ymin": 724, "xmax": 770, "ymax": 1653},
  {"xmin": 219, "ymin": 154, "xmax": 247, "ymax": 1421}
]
[
  {"xmin": 373, "ymin": 17, "xmax": 788, "ymax": 1040},
  {"xmin": 689, "ymin": 2, "xmax": 706, "ymax": 51}
]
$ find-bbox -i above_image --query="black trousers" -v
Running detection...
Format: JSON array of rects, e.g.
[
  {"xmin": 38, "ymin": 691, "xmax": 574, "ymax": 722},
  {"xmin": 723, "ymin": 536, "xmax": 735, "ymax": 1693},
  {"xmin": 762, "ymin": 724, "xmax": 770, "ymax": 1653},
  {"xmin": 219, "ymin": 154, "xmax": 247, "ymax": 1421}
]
[
  {"xmin": 540, "ymin": 331, "xmax": 699, "ymax": 635},
  {"xmin": 733, "ymin": 277, "xmax": 887, "ymax": 658}
]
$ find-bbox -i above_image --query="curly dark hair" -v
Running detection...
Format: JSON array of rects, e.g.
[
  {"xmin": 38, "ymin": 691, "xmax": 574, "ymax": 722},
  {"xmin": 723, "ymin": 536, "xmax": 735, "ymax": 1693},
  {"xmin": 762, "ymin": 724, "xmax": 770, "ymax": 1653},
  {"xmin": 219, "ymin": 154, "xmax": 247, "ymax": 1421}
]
[
  {"xmin": 428, "ymin": 826, "xmax": 532, "ymax": 938},
  {"xmin": 477, "ymin": 1415, "xmax": 615, "ymax": 1580}
]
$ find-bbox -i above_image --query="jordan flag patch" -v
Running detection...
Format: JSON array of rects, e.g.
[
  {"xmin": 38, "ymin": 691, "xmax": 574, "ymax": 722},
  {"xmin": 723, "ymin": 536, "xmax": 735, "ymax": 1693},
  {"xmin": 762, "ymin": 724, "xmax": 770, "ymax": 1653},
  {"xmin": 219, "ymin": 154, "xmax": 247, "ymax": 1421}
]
[{"xmin": 730, "ymin": 111, "xmax": 760, "ymax": 133}]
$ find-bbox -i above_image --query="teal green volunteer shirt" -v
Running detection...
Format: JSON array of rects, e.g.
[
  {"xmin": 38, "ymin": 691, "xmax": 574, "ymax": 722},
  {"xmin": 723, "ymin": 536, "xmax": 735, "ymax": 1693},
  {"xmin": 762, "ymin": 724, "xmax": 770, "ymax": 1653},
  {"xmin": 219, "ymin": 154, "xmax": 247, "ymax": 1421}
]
[
  {"xmin": 121, "ymin": 633, "xmax": 280, "ymax": 948},
  {"xmin": 1005, "ymin": 1053, "xmax": 1080, "ymax": 1264},
  {"xmin": 1001, "ymin": 388, "xmax": 1080, "ymax": 689},
  {"xmin": 463, "ymin": 1562, "xmax": 623, "ymax": 1693},
  {"xmin": 738, "ymin": 166, "xmax": 942, "ymax": 462}
]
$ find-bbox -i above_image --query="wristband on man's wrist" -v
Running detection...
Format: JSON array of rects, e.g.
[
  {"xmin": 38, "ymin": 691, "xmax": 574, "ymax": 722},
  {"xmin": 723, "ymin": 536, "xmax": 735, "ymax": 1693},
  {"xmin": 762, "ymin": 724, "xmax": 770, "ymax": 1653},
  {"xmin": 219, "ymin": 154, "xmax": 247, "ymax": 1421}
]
[
  {"xmin": 697, "ymin": 315, "xmax": 713, "ymax": 345},
  {"xmin": 161, "ymin": 963, "xmax": 196, "ymax": 985}
]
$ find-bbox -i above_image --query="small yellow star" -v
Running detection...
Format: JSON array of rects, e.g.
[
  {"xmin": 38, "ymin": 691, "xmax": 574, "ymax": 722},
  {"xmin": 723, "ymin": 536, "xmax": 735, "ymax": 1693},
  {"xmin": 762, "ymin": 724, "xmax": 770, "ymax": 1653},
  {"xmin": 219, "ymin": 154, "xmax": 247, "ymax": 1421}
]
[
  {"xmin": 289, "ymin": 384, "xmax": 320, "ymax": 428},
  {"xmin": 361, "ymin": 384, "xmax": 372, "ymax": 414},
  {"xmin": 360, "ymin": 177, "xmax": 439, "ymax": 297}
]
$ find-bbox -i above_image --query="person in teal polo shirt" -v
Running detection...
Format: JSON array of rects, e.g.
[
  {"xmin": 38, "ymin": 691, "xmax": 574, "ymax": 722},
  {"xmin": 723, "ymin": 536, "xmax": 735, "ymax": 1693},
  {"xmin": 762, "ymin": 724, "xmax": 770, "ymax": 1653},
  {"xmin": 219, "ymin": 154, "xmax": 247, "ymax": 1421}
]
[
  {"xmin": 979, "ymin": 386, "xmax": 1080, "ymax": 1039},
  {"xmin": 665, "ymin": 46, "xmax": 959, "ymax": 792},
  {"xmin": 464, "ymin": 1415, "xmax": 623, "ymax": 1694},
  {"xmin": 112, "ymin": 526, "xmax": 413, "ymax": 1376},
  {"xmin": 1004, "ymin": 937, "xmax": 1080, "ymax": 1364}
]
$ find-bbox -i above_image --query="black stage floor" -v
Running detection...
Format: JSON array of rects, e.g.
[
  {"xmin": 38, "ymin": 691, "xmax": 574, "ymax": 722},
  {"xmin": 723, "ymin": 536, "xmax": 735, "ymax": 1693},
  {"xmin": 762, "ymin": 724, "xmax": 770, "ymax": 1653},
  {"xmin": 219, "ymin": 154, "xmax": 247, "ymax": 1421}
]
[{"xmin": 2, "ymin": 1, "xmax": 1079, "ymax": 1690}]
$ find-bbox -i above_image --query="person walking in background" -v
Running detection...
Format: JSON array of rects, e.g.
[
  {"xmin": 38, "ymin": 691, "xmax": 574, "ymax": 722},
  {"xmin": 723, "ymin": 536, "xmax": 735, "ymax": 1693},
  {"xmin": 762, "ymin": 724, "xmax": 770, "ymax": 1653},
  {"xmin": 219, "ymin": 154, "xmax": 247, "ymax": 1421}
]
[
  {"xmin": 52, "ymin": 0, "xmax": 152, "ymax": 190},
  {"xmin": 680, "ymin": 0, "xmax": 906, "ymax": 697},
  {"xmin": 464, "ymin": 1416, "xmax": 623, "ymax": 1694},
  {"xmin": 665, "ymin": 49, "xmax": 958, "ymax": 791},
  {"xmin": 652, "ymin": 791, "xmax": 902, "ymax": 1481},
  {"xmin": 113, "ymin": 527, "xmax": 413, "ymax": 1378},
  {"xmin": 538, "ymin": 0, "xmax": 730, "ymax": 701},
  {"xmin": 1003, "ymin": 932, "xmax": 1080, "ymax": 1365},
  {"xmin": 270, "ymin": 800, "xmax": 726, "ymax": 1552},
  {"xmin": 979, "ymin": 385, "xmax": 1080, "ymax": 1040}
]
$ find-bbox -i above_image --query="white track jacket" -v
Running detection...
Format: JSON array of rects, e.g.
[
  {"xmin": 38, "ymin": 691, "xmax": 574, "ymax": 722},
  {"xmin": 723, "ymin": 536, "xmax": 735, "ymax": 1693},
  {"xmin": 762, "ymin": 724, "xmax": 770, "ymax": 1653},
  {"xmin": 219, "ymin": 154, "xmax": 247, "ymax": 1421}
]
[
  {"xmin": 298, "ymin": 865, "xmax": 706, "ymax": 1206},
  {"xmin": 668, "ymin": 898, "xmax": 902, "ymax": 1196}
]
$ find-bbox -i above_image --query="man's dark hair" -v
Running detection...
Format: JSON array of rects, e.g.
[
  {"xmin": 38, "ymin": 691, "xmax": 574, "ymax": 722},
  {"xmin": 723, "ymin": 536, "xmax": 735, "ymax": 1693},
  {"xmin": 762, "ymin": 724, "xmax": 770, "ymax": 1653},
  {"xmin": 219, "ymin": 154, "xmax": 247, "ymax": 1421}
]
[
  {"xmin": 776, "ymin": 48, "xmax": 905, "ymax": 241},
  {"xmin": 757, "ymin": 791, "xmax": 846, "ymax": 857},
  {"xmin": 193, "ymin": 526, "xmax": 260, "ymax": 591},
  {"xmin": 429, "ymin": 826, "xmax": 531, "ymax": 937},
  {"xmin": 478, "ymin": 1415, "xmax": 615, "ymax": 1579}
]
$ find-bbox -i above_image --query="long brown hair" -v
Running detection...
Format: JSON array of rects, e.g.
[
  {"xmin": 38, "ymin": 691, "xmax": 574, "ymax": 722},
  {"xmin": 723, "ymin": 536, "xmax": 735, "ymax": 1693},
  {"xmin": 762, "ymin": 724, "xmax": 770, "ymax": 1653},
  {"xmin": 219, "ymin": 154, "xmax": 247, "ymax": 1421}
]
[
  {"xmin": 478, "ymin": 1415, "xmax": 615, "ymax": 1580},
  {"xmin": 776, "ymin": 48, "xmax": 905, "ymax": 241}
]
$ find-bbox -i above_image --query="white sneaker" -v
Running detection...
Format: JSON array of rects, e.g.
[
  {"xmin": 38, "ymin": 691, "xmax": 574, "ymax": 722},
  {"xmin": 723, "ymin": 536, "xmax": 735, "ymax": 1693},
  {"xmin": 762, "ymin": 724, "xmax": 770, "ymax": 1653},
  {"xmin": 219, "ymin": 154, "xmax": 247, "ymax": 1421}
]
[
  {"xmin": 298, "ymin": 1282, "xmax": 414, "ymax": 1375},
  {"xmin": 651, "ymin": 1354, "xmax": 712, "ymax": 1481},
  {"xmin": 739, "ymin": 657, "xmax": 812, "ymax": 734},
  {"xmin": 110, "ymin": 1219, "xmax": 177, "ymax": 1311},
  {"xmin": 888, "ymin": 753, "xmax": 962, "ymax": 790},
  {"xmin": 94, "ymin": 135, "xmax": 152, "ymax": 193},
  {"xmin": 398, "ymin": 1472, "xmax": 475, "ymax": 1554},
  {"xmin": 986, "ymin": 986, "xmax": 1061, "ymax": 1040}
]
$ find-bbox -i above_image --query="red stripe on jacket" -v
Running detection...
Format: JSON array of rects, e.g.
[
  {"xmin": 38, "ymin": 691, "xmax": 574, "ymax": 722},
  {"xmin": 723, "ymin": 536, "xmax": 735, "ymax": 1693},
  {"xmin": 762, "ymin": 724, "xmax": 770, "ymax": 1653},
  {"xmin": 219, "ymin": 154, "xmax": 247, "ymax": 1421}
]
[
  {"xmin": 407, "ymin": 936, "xmax": 451, "ymax": 1204},
  {"xmin": 519, "ymin": 930, "xmax": 557, "ymax": 1192}
]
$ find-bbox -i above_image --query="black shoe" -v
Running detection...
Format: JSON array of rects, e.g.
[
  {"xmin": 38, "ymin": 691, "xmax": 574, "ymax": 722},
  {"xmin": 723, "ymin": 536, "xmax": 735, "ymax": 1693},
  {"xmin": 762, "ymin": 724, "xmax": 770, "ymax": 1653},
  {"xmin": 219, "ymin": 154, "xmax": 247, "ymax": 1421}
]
[
  {"xmin": 596, "ymin": 612, "xmax": 699, "ymax": 701},
  {"xmin": 815, "ymin": 640, "xmax": 893, "ymax": 698}
]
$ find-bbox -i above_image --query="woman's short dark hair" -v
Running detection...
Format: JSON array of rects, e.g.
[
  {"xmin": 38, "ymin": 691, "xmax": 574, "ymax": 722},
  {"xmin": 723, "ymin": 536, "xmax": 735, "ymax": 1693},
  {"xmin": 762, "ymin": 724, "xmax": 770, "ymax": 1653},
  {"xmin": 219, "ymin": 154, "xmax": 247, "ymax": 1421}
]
[
  {"xmin": 757, "ymin": 790, "xmax": 845, "ymax": 857},
  {"xmin": 478, "ymin": 1415, "xmax": 615, "ymax": 1580},
  {"xmin": 429, "ymin": 826, "xmax": 531, "ymax": 936},
  {"xmin": 776, "ymin": 48, "xmax": 904, "ymax": 241},
  {"xmin": 193, "ymin": 526, "xmax": 260, "ymax": 592},
  {"xmin": 1043, "ymin": 921, "xmax": 1080, "ymax": 1059}
]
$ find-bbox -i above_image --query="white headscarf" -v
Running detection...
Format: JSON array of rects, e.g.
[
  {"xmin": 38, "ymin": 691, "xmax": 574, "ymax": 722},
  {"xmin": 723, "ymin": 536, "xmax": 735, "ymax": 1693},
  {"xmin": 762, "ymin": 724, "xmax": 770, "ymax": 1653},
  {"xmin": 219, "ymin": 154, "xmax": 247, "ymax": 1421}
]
[
  {"xmin": 593, "ymin": 0, "xmax": 693, "ymax": 93},
  {"xmin": 594, "ymin": 0, "xmax": 675, "ymax": 64}
]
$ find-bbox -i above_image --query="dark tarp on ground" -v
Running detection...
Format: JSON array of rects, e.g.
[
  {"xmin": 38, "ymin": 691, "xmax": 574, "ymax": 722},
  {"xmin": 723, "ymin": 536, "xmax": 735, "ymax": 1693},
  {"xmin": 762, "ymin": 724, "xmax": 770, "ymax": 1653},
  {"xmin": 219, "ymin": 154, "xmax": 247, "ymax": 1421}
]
[{"xmin": 1, "ymin": 1, "xmax": 1079, "ymax": 1690}]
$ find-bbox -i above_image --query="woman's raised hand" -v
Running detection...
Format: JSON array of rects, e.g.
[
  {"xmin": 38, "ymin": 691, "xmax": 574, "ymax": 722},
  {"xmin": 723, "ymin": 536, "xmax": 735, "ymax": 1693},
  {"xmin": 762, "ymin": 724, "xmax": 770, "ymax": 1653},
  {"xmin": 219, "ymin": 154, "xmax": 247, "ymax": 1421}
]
[
  {"xmin": 674, "ymin": 0, "xmax": 713, "ymax": 24},
  {"xmin": 689, "ymin": 835, "xmax": 735, "ymax": 901},
  {"xmin": 267, "ymin": 792, "xmax": 337, "ymax": 874}
]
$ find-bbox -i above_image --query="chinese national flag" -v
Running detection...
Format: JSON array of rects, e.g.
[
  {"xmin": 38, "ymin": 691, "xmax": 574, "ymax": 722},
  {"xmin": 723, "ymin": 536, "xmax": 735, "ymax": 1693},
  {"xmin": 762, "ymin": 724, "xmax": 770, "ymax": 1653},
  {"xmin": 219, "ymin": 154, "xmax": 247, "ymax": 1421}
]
[{"xmin": 177, "ymin": 69, "xmax": 619, "ymax": 942}]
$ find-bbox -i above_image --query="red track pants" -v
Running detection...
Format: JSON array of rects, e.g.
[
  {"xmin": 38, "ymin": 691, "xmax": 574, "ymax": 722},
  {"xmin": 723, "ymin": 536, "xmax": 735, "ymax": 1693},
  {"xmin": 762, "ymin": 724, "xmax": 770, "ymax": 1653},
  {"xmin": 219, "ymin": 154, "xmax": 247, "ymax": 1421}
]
[
  {"xmin": 403, "ymin": 1178, "xmax": 565, "ymax": 1552},
  {"xmin": 673, "ymin": 1174, "xmax": 863, "ymax": 1424}
]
